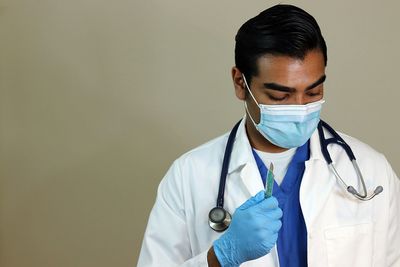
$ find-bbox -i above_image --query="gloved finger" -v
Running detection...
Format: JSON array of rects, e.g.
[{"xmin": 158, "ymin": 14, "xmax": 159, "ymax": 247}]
[
  {"xmin": 264, "ymin": 207, "xmax": 283, "ymax": 220},
  {"xmin": 267, "ymin": 219, "xmax": 282, "ymax": 233},
  {"xmin": 260, "ymin": 232, "xmax": 279, "ymax": 251},
  {"xmin": 238, "ymin": 190, "xmax": 265, "ymax": 210},
  {"xmin": 258, "ymin": 196, "xmax": 280, "ymax": 211}
]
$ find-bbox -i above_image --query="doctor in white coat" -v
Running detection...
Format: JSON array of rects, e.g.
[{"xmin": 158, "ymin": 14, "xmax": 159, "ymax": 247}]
[{"xmin": 138, "ymin": 4, "xmax": 400, "ymax": 267}]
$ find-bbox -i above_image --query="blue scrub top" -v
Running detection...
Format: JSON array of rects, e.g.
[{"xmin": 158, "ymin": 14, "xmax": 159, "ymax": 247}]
[{"xmin": 252, "ymin": 141, "xmax": 309, "ymax": 267}]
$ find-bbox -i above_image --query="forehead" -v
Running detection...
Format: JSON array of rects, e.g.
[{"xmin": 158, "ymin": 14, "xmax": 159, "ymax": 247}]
[{"xmin": 254, "ymin": 50, "xmax": 326, "ymax": 86}]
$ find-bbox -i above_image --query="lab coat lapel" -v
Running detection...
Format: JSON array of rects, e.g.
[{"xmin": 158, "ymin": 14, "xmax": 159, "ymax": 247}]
[
  {"xmin": 300, "ymin": 129, "xmax": 336, "ymax": 230},
  {"xmin": 228, "ymin": 117, "xmax": 265, "ymax": 198},
  {"xmin": 239, "ymin": 163, "xmax": 265, "ymax": 197}
]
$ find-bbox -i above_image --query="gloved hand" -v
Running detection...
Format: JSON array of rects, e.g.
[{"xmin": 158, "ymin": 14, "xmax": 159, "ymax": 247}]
[{"xmin": 213, "ymin": 190, "xmax": 282, "ymax": 267}]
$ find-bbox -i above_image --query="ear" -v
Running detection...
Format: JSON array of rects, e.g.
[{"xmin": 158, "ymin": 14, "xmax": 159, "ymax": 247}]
[{"xmin": 231, "ymin": 67, "xmax": 246, "ymax": 101}]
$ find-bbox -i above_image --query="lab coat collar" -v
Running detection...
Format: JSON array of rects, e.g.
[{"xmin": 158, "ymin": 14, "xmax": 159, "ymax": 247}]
[
  {"xmin": 227, "ymin": 116, "xmax": 253, "ymax": 175},
  {"xmin": 227, "ymin": 116, "xmax": 264, "ymax": 197},
  {"xmin": 308, "ymin": 126, "xmax": 324, "ymax": 162}
]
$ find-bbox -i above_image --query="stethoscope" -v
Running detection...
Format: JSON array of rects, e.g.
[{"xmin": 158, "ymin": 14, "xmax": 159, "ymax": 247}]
[{"xmin": 208, "ymin": 119, "xmax": 384, "ymax": 232}]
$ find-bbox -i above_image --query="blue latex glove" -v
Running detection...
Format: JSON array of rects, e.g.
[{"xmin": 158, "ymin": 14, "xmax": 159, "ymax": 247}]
[{"xmin": 213, "ymin": 191, "xmax": 282, "ymax": 267}]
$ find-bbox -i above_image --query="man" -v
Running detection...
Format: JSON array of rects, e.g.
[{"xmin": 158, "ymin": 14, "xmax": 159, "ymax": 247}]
[{"xmin": 137, "ymin": 4, "xmax": 400, "ymax": 267}]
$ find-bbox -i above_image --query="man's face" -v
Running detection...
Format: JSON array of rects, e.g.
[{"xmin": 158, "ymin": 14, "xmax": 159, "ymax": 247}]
[{"xmin": 234, "ymin": 50, "xmax": 326, "ymax": 124}]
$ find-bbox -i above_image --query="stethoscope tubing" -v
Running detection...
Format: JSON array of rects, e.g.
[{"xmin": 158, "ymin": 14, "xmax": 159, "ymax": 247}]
[
  {"xmin": 209, "ymin": 119, "xmax": 383, "ymax": 232},
  {"xmin": 215, "ymin": 120, "xmax": 242, "ymax": 208},
  {"xmin": 318, "ymin": 120, "xmax": 383, "ymax": 201}
]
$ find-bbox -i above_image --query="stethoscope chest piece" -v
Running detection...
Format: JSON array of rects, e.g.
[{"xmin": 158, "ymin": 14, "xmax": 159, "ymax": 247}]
[{"xmin": 208, "ymin": 207, "xmax": 231, "ymax": 232}]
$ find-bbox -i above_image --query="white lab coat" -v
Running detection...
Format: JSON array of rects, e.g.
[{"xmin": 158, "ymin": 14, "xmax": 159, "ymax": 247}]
[{"xmin": 137, "ymin": 119, "xmax": 400, "ymax": 267}]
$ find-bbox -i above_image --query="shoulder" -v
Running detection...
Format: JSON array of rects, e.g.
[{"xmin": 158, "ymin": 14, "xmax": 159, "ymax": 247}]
[
  {"xmin": 338, "ymin": 131, "xmax": 383, "ymax": 158},
  {"xmin": 334, "ymin": 131, "xmax": 397, "ymax": 182},
  {"xmin": 175, "ymin": 131, "xmax": 229, "ymax": 169},
  {"xmin": 339, "ymin": 131, "xmax": 398, "ymax": 174},
  {"xmin": 157, "ymin": 131, "xmax": 230, "ymax": 208},
  {"xmin": 160, "ymin": 131, "xmax": 229, "ymax": 186}
]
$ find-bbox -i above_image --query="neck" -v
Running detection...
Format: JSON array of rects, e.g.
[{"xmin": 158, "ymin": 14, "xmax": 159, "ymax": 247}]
[{"xmin": 245, "ymin": 118, "xmax": 288, "ymax": 153}]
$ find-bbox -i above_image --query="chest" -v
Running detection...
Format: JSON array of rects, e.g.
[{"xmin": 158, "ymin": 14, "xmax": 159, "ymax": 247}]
[{"xmin": 185, "ymin": 155, "xmax": 385, "ymax": 266}]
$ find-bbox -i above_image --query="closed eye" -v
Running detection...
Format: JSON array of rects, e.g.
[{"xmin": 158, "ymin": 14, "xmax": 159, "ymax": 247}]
[
  {"xmin": 267, "ymin": 93, "xmax": 289, "ymax": 101},
  {"xmin": 307, "ymin": 92, "xmax": 322, "ymax": 97}
]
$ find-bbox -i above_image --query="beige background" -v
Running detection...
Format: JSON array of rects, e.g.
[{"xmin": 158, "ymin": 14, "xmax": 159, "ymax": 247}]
[{"xmin": 0, "ymin": 0, "xmax": 399, "ymax": 266}]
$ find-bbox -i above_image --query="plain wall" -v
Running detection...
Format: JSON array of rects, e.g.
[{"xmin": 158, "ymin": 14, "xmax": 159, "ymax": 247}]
[{"xmin": 1, "ymin": 0, "xmax": 399, "ymax": 266}]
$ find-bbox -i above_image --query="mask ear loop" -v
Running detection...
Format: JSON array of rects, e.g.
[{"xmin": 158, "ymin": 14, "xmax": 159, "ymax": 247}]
[
  {"xmin": 242, "ymin": 74, "xmax": 282, "ymax": 147},
  {"xmin": 242, "ymin": 74, "xmax": 260, "ymax": 106},
  {"xmin": 244, "ymin": 101, "xmax": 280, "ymax": 147},
  {"xmin": 244, "ymin": 102, "xmax": 257, "ymax": 126},
  {"xmin": 242, "ymin": 74, "xmax": 260, "ymax": 127}
]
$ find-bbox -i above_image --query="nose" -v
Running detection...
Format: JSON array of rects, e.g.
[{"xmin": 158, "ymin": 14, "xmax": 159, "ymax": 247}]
[{"xmin": 294, "ymin": 94, "xmax": 307, "ymax": 105}]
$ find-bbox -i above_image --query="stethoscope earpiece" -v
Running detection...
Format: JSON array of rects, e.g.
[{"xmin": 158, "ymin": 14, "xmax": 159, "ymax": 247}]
[{"xmin": 208, "ymin": 207, "xmax": 232, "ymax": 232}]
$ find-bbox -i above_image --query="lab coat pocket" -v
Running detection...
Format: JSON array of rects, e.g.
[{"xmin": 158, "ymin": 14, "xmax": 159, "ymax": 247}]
[{"xmin": 324, "ymin": 223, "xmax": 373, "ymax": 267}]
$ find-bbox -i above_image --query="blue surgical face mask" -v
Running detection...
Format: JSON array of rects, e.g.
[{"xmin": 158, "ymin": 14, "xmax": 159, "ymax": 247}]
[{"xmin": 242, "ymin": 74, "xmax": 324, "ymax": 149}]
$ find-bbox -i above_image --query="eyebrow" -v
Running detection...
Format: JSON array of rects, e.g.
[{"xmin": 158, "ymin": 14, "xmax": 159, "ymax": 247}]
[{"xmin": 263, "ymin": 74, "xmax": 326, "ymax": 92}]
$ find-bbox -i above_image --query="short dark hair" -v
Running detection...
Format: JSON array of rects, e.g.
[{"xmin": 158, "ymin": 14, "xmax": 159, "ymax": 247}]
[{"xmin": 235, "ymin": 4, "xmax": 327, "ymax": 84}]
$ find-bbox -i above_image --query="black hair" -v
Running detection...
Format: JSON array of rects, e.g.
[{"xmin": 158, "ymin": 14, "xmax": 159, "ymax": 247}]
[{"xmin": 235, "ymin": 4, "xmax": 327, "ymax": 85}]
